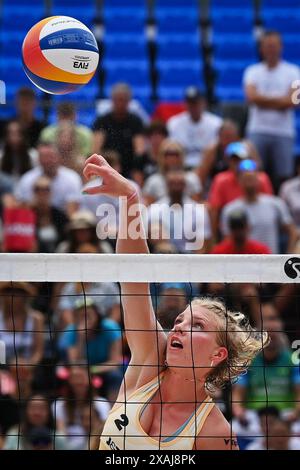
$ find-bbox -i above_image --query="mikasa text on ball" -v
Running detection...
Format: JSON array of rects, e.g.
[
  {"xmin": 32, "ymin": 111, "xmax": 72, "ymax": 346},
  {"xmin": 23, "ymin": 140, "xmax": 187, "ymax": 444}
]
[{"xmin": 22, "ymin": 16, "xmax": 99, "ymax": 94}]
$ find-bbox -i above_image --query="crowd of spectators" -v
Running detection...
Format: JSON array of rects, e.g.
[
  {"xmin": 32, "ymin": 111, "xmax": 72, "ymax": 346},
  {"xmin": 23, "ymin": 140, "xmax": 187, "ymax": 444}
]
[{"xmin": 0, "ymin": 30, "xmax": 300, "ymax": 450}]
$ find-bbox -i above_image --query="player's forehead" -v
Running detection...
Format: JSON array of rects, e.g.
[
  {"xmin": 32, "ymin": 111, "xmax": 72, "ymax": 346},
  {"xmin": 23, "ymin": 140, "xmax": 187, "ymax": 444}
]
[{"xmin": 176, "ymin": 305, "xmax": 216, "ymax": 324}]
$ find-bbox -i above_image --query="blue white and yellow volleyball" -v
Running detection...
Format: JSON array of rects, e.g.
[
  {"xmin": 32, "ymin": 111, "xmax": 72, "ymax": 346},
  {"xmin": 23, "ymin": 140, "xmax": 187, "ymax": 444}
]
[{"xmin": 22, "ymin": 16, "xmax": 99, "ymax": 95}]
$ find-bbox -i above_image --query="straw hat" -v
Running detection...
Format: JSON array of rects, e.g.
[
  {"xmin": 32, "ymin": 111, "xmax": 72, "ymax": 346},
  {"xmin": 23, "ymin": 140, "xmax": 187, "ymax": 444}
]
[
  {"xmin": 68, "ymin": 210, "xmax": 97, "ymax": 230},
  {"xmin": 0, "ymin": 282, "xmax": 37, "ymax": 296}
]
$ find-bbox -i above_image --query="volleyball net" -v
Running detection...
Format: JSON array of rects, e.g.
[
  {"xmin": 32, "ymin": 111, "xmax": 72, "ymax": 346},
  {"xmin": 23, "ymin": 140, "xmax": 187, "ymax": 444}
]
[{"xmin": 0, "ymin": 253, "xmax": 299, "ymax": 450}]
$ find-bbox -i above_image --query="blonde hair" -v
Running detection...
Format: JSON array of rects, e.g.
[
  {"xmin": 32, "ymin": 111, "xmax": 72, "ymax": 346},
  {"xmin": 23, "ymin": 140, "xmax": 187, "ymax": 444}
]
[
  {"xmin": 158, "ymin": 139, "xmax": 185, "ymax": 174},
  {"xmin": 191, "ymin": 297, "xmax": 270, "ymax": 391}
]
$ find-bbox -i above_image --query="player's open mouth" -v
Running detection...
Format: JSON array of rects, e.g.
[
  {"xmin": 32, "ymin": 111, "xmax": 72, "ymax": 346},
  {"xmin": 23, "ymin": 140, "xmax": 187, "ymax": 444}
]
[{"xmin": 170, "ymin": 337, "xmax": 183, "ymax": 349}]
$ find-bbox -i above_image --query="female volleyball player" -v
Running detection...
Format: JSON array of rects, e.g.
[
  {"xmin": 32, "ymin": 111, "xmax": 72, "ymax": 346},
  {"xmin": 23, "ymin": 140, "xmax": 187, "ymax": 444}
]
[{"xmin": 82, "ymin": 154, "xmax": 269, "ymax": 451}]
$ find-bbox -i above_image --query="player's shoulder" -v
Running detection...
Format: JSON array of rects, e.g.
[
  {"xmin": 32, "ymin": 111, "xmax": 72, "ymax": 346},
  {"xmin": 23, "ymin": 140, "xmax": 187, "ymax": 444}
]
[{"xmin": 198, "ymin": 405, "xmax": 239, "ymax": 450}]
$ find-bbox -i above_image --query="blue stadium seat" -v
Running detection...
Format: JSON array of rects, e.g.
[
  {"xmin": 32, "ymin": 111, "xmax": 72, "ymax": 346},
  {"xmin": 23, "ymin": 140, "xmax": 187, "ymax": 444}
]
[
  {"xmin": 211, "ymin": 9, "xmax": 254, "ymax": 34},
  {"xmin": 103, "ymin": 0, "xmax": 146, "ymax": 6},
  {"xmin": 213, "ymin": 34, "xmax": 257, "ymax": 62},
  {"xmin": 156, "ymin": 34, "xmax": 201, "ymax": 61},
  {"xmin": 50, "ymin": 7, "xmax": 95, "ymax": 26},
  {"xmin": 156, "ymin": 0, "xmax": 198, "ymax": 6},
  {"xmin": 157, "ymin": 60, "xmax": 203, "ymax": 101},
  {"xmin": 103, "ymin": 35, "xmax": 148, "ymax": 60},
  {"xmin": 104, "ymin": 9, "xmax": 146, "ymax": 32},
  {"xmin": 104, "ymin": 61, "xmax": 150, "ymax": 91},
  {"xmin": 211, "ymin": 0, "xmax": 253, "ymax": 7},
  {"xmin": 2, "ymin": 6, "xmax": 45, "ymax": 30},
  {"xmin": 262, "ymin": 9, "xmax": 300, "ymax": 34},
  {"xmin": 214, "ymin": 61, "xmax": 246, "ymax": 101},
  {"xmin": 283, "ymin": 36, "xmax": 300, "ymax": 64},
  {"xmin": 156, "ymin": 9, "xmax": 199, "ymax": 33},
  {"xmin": 262, "ymin": 0, "xmax": 300, "ymax": 7}
]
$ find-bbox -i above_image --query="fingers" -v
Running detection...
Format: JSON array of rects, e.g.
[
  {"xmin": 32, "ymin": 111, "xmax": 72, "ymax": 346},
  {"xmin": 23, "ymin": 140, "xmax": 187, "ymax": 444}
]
[
  {"xmin": 82, "ymin": 184, "xmax": 106, "ymax": 195},
  {"xmin": 84, "ymin": 154, "xmax": 109, "ymax": 167},
  {"xmin": 83, "ymin": 162, "xmax": 110, "ymax": 181}
]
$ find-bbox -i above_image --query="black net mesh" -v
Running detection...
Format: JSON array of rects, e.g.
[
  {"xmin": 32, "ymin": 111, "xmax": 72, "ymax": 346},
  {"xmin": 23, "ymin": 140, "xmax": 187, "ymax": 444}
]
[{"xmin": 0, "ymin": 280, "xmax": 299, "ymax": 450}]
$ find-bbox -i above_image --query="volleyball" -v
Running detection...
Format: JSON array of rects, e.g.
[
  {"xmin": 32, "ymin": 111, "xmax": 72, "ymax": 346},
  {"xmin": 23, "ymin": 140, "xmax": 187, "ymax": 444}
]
[{"xmin": 22, "ymin": 16, "xmax": 99, "ymax": 95}]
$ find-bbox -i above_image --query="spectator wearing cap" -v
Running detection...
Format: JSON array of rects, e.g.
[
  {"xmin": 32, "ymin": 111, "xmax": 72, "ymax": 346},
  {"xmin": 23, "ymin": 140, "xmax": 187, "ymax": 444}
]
[
  {"xmin": 244, "ymin": 31, "xmax": 300, "ymax": 189},
  {"xmin": 39, "ymin": 102, "xmax": 93, "ymax": 158},
  {"xmin": 92, "ymin": 83, "xmax": 146, "ymax": 178},
  {"xmin": 14, "ymin": 141, "xmax": 82, "ymax": 217},
  {"xmin": 0, "ymin": 282, "xmax": 44, "ymax": 400},
  {"xmin": 167, "ymin": 86, "xmax": 223, "ymax": 169},
  {"xmin": 131, "ymin": 120, "xmax": 168, "ymax": 187},
  {"xmin": 198, "ymin": 119, "xmax": 260, "ymax": 189},
  {"xmin": 221, "ymin": 159, "xmax": 298, "ymax": 253},
  {"xmin": 58, "ymin": 298, "xmax": 123, "ymax": 401},
  {"xmin": 56, "ymin": 209, "xmax": 112, "ymax": 254},
  {"xmin": 31, "ymin": 176, "xmax": 69, "ymax": 253},
  {"xmin": 208, "ymin": 142, "xmax": 273, "ymax": 239},
  {"xmin": 55, "ymin": 242, "xmax": 119, "ymax": 330},
  {"xmin": 142, "ymin": 139, "xmax": 202, "ymax": 205},
  {"xmin": 211, "ymin": 210, "xmax": 271, "ymax": 255}
]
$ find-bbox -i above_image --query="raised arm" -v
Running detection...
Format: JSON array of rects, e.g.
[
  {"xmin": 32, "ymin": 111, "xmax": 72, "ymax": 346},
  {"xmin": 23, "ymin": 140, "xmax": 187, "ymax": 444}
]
[{"xmin": 82, "ymin": 155, "xmax": 167, "ymax": 371}]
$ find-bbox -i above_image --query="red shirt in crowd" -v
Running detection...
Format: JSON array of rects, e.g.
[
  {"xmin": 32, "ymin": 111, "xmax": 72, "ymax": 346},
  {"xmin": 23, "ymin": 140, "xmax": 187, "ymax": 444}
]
[
  {"xmin": 211, "ymin": 238, "xmax": 271, "ymax": 255},
  {"xmin": 208, "ymin": 170, "xmax": 273, "ymax": 210}
]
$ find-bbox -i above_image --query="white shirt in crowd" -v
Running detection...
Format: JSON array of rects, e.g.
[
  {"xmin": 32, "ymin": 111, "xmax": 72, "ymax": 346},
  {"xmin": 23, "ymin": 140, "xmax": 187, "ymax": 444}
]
[
  {"xmin": 147, "ymin": 195, "xmax": 211, "ymax": 253},
  {"xmin": 167, "ymin": 111, "xmax": 223, "ymax": 168},
  {"xmin": 53, "ymin": 397, "xmax": 110, "ymax": 450},
  {"xmin": 221, "ymin": 194, "xmax": 292, "ymax": 254},
  {"xmin": 143, "ymin": 172, "xmax": 202, "ymax": 201},
  {"xmin": 15, "ymin": 165, "xmax": 82, "ymax": 210},
  {"xmin": 279, "ymin": 176, "xmax": 300, "ymax": 229},
  {"xmin": 243, "ymin": 60, "xmax": 300, "ymax": 137}
]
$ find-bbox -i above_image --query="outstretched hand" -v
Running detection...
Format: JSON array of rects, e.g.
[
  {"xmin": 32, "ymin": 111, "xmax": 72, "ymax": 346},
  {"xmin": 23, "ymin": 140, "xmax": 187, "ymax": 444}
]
[{"xmin": 82, "ymin": 154, "xmax": 136, "ymax": 199}]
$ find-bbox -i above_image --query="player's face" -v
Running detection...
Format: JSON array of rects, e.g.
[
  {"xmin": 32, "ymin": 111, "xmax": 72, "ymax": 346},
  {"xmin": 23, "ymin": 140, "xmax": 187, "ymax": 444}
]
[{"xmin": 166, "ymin": 306, "xmax": 227, "ymax": 379}]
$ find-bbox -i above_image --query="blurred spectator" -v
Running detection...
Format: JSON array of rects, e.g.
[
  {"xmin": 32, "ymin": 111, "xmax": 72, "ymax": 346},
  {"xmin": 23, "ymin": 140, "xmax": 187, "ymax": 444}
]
[
  {"xmin": 56, "ymin": 122, "xmax": 85, "ymax": 174},
  {"xmin": 142, "ymin": 139, "xmax": 202, "ymax": 205},
  {"xmin": 59, "ymin": 298, "xmax": 123, "ymax": 400},
  {"xmin": 13, "ymin": 87, "xmax": 45, "ymax": 148},
  {"xmin": 93, "ymin": 83, "xmax": 145, "ymax": 177},
  {"xmin": 209, "ymin": 142, "xmax": 273, "ymax": 239},
  {"xmin": 167, "ymin": 86, "xmax": 222, "ymax": 169},
  {"xmin": 244, "ymin": 31, "xmax": 300, "ymax": 189},
  {"xmin": 211, "ymin": 209, "xmax": 271, "ymax": 254},
  {"xmin": 31, "ymin": 176, "xmax": 69, "ymax": 253},
  {"xmin": 198, "ymin": 119, "xmax": 260, "ymax": 188},
  {"xmin": 3, "ymin": 394, "xmax": 67, "ymax": 450},
  {"xmin": 96, "ymin": 96, "xmax": 150, "ymax": 125},
  {"xmin": 279, "ymin": 155, "xmax": 300, "ymax": 229},
  {"xmin": 15, "ymin": 141, "xmax": 82, "ymax": 217},
  {"xmin": 246, "ymin": 408, "xmax": 300, "ymax": 450},
  {"xmin": 221, "ymin": 160, "xmax": 298, "ymax": 253},
  {"xmin": 56, "ymin": 243, "xmax": 119, "ymax": 328},
  {"xmin": 148, "ymin": 170, "xmax": 211, "ymax": 253},
  {"xmin": 131, "ymin": 120, "xmax": 168, "ymax": 187},
  {"xmin": 0, "ymin": 121, "xmax": 38, "ymax": 182},
  {"xmin": 232, "ymin": 304, "xmax": 300, "ymax": 438},
  {"xmin": 157, "ymin": 285, "xmax": 188, "ymax": 330},
  {"xmin": 56, "ymin": 210, "xmax": 112, "ymax": 254},
  {"xmin": 0, "ymin": 282, "xmax": 44, "ymax": 366},
  {"xmin": 54, "ymin": 366, "xmax": 110, "ymax": 450},
  {"xmin": 39, "ymin": 102, "xmax": 92, "ymax": 158}
]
